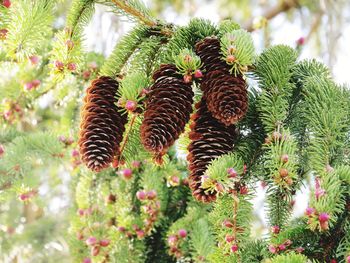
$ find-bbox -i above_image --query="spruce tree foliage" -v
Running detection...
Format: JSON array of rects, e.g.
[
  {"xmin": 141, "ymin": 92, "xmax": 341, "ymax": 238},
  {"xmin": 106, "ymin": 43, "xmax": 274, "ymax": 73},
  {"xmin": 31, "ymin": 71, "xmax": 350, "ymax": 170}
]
[{"xmin": 1, "ymin": 0, "xmax": 350, "ymax": 262}]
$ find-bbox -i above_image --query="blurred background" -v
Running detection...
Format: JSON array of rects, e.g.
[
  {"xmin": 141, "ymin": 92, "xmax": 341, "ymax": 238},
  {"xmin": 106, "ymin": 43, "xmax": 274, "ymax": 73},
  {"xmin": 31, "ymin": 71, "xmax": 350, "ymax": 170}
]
[{"xmin": 1, "ymin": 0, "xmax": 350, "ymax": 262}]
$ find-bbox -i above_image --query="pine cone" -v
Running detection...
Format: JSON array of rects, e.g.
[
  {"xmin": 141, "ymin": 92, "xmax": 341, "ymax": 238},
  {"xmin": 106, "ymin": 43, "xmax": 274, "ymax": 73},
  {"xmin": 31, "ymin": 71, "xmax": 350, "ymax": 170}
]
[
  {"xmin": 141, "ymin": 64, "xmax": 193, "ymax": 163},
  {"xmin": 78, "ymin": 76, "xmax": 127, "ymax": 172},
  {"xmin": 201, "ymin": 70, "xmax": 248, "ymax": 126},
  {"xmin": 187, "ymin": 98, "xmax": 238, "ymax": 202},
  {"xmin": 195, "ymin": 37, "xmax": 229, "ymax": 79}
]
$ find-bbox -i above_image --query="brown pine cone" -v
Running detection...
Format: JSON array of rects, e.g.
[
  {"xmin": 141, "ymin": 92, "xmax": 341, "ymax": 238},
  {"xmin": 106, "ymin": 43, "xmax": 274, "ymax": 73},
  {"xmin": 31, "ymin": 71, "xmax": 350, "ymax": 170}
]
[
  {"xmin": 201, "ymin": 70, "xmax": 248, "ymax": 126},
  {"xmin": 195, "ymin": 37, "xmax": 229, "ymax": 80},
  {"xmin": 78, "ymin": 76, "xmax": 127, "ymax": 172},
  {"xmin": 187, "ymin": 98, "xmax": 238, "ymax": 202},
  {"xmin": 141, "ymin": 64, "xmax": 194, "ymax": 163}
]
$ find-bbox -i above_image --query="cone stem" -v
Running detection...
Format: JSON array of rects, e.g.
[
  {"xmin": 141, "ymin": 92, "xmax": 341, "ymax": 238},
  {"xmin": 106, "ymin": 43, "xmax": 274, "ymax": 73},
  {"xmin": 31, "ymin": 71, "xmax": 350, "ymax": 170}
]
[{"xmin": 118, "ymin": 114, "xmax": 137, "ymax": 161}]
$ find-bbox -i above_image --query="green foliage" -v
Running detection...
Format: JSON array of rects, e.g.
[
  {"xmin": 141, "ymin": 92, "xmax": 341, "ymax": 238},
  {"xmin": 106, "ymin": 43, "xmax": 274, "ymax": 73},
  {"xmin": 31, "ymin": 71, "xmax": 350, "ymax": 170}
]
[
  {"xmin": 218, "ymin": 19, "xmax": 240, "ymax": 37},
  {"xmin": 266, "ymin": 252, "xmax": 309, "ymax": 263},
  {"xmin": 220, "ymin": 29, "xmax": 255, "ymax": 75},
  {"xmin": 67, "ymin": 0, "xmax": 96, "ymax": 34},
  {"xmin": 308, "ymin": 170, "xmax": 345, "ymax": 231},
  {"xmin": 190, "ymin": 218, "xmax": 216, "ymax": 261},
  {"xmin": 174, "ymin": 48, "xmax": 202, "ymax": 76},
  {"xmin": 100, "ymin": 25, "xmax": 151, "ymax": 77},
  {"xmin": 302, "ymin": 76, "xmax": 349, "ymax": 174},
  {"xmin": 5, "ymin": 0, "xmax": 54, "ymax": 61},
  {"xmin": 0, "ymin": 132, "xmax": 64, "ymax": 183},
  {"xmin": 162, "ymin": 18, "xmax": 218, "ymax": 63},
  {"xmin": 99, "ymin": 0, "xmax": 156, "ymax": 25},
  {"xmin": 118, "ymin": 72, "xmax": 150, "ymax": 103},
  {"xmin": 203, "ymin": 153, "xmax": 244, "ymax": 193},
  {"xmin": 255, "ymin": 45, "xmax": 297, "ymax": 132},
  {"xmin": 209, "ymin": 194, "xmax": 253, "ymax": 256}
]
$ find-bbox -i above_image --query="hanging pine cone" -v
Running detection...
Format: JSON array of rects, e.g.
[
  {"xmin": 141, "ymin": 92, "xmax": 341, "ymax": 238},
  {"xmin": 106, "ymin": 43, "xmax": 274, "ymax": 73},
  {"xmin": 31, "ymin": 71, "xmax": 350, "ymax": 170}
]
[
  {"xmin": 78, "ymin": 76, "xmax": 127, "ymax": 172},
  {"xmin": 195, "ymin": 37, "xmax": 229, "ymax": 78},
  {"xmin": 201, "ymin": 70, "xmax": 248, "ymax": 126},
  {"xmin": 187, "ymin": 98, "xmax": 238, "ymax": 202},
  {"xmin": 141, "ymin": 64, "xmax": 193, "ymax": 163}
]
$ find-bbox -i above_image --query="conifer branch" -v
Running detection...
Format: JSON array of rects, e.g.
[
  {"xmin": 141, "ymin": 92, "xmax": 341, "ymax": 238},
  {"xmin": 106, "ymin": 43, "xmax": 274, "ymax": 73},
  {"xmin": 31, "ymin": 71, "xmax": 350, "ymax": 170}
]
[
  {"xmin": 110, "ymin": 0, "xmax": 157, "ymax": 27},
  {"xmin": 244, "ymin": 0, "xmax": 300, "ymax": 32},
  {"xmin": 118, "ymin": 114, "xmax": 137, "ymax": 163}
]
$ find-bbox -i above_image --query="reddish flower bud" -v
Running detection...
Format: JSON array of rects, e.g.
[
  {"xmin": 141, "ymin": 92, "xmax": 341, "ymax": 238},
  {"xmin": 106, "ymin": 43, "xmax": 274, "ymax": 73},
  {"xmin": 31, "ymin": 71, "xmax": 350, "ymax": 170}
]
[
  {"xmin": 296, "ymin": 37, "xmax": 305, "ymax": 46},
  {"xmin": 0, "ymin": 28, "xmax": 8, "ymax": 40},
  {"xmin": 29, "ymin": 55, "xmax": 39, "ymax": 65},
  {"xmin": 295, "ymin": 247, "xmax": 304, "ymax": 253},
  {"xmin": 226, "ymin": 55, "xmax": 236, "ymax": 63},
  {"xmin": 271, "ymin": 225, "xmax": 280, "ymax": 234},
  {"xmin": 222, "ymin": 219, "xmax": 234, "ymax": 228},
  {"xmin": 0, "ymin": 144, "xmax": 5, "ymax": 157},
  {"xmin": 24, "ymin": 82, "xmax": 34, "ymax": 91},
  {"xmin": 91, "ymin": 246, "xmax": 100, "ymax": 257},
  {"xmin": 215, "ymin": 182, "xmax": 224, "ymax": 193},
  {"xmin": 225, "ymin": 234, "xmax": 235, "ymax": 243},
  {"xmin": 240, "ymin": 185, "xmax": 249, "ymax": 195},
  {"xmin": 278, "ymin": 244, "xmax": 286, "ymax": 251},
  {"xmin": 65, "ymin": 39, "xmax": 74, "ymax": 50},
  {"xmin": 315, "ymin": 188, "xmax": 326, "ymax": 200},
  {"xmin": 319, "ymin": 212, "xmax": 330, "ymax": 223},
  {"xmin": 227, "ymin": 167, "xmax": 237, "ymax": 178},
  {"xmin": 99, "ymin": 239, "xmax": 110, "ymax": 247},
  {"xmin": 2, "ymin": 0, "xmax": 11, "ymax": 8},
  {"xmin": 125, "ymin": 100, "xmax": 137, "ymax": 112},
  {"xmin": 132, "ymin": 160, "xmax": 141, "ymax": 168},
  {"xmin": 117, "ymin": 226, "xmax": 126, "ymax": 232},
  {"xmin": 268, "ymin": 244, "xmax": 277, "ymax": 254},
  {"xmin": 279, "ymin": 168, "xmax": 288, "ymax": 177},
  {"xmin": 54, "ymin": 60, "xmax": 64, "ymax": 71},
  {"xmin": 168, "ymin": 235, "xmax": 178, "ymax": 246},
  {"xmin": 83, "ymin": 258, "xmax": 92, "ymax": 263},
  {"xmin": 67, "ymin": 62, "xmax": 77, "ymax": 71},
  {"xmin": 85, "ymin": 236, "xmax": 97, "ymax": 246},
  {"xmin": 32, "ymin": 79, "xmax": 41, "ymax": 88},
  {"xmin": 183, "ymin": 74, "xmax": 192, "ymax": 83},
  {"xmin": 136, "ymin": 191, "xmax": 147, "ymax": 201},
  {"xmin": 230, "ymin": 244, "xmax": 239, "ymax": 253},
  {"xmin": 77, "ymin": 208, "xmax": 85, "ymax": 216},
  {"xmin": 147, "ymin": 190, "xmax": 157, "ymax": 200},
  {"xmin": 106, "ymin": 194, "xmax": 116, "ymax": 204},
  {"xmin": 88, "ymin": 61, "xmax": 98, "ymax": 70},
  {"xmin": 346, "ymin": 255, "xmax": 350, "ymax": 263},
  {"xmin": 71, "ymin": 149, "xmax": 79, "ymax": 158},
  {"xmin": 281, "ymin": 154, "xmax": 289, "ymax": 163},
  {"xmin": 121, "ymin": 168, "xmax": 132, "ymax": 180},
  {"xmin": 19, "ymin": 193, "xmax": 29, "ymax": 201},
  {"xmin": 136, "ymin": 230, "xmax": 145, "ymax": 239},
  {"xmin": 178, "ymin": 229, "xmax": 187, "ymax": 238},
  {"xmin": 76, "ymin": 231, "xmax": 84, "ymax": 240},
  {"xmin": 169, "ymin": 175, "xmax": 180, "ymax": 186},
  {"xmin": 194, "ymin": 69, "xmax": 203, "ymax": 78},
  {"xmin": 305, "ymin": 207, "xmax": 316, "ymax": 216},
  {"xmin": 284, "ymin": 239, "xmax": 292, "ymax": 246},
  {"xmin": 82, "ymin": 70, "xmax": 91, "ymax": 80}
]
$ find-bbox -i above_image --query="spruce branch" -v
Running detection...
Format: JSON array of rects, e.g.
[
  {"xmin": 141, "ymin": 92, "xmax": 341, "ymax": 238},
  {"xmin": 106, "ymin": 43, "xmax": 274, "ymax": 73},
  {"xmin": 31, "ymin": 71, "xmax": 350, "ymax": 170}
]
[
  {"xmin": 110, "ymin": 0, "xmax": 157, "ymax": 27},
  {"xmin": 118, "ymin": 114, "xmax": 137, "ymax": 163},
  {"xmin": 244, "ymin": 0, "xmax": 300, "ymax": 32}
]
